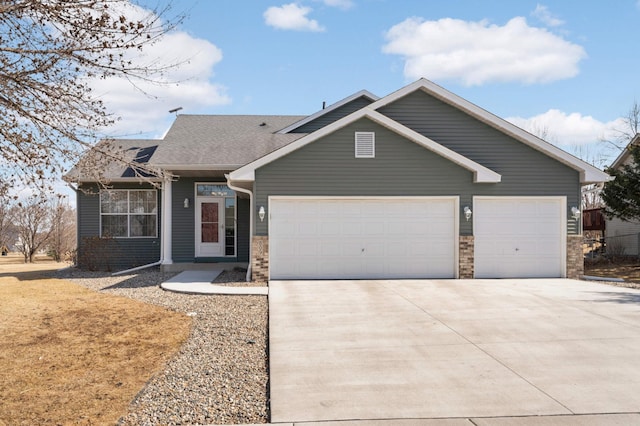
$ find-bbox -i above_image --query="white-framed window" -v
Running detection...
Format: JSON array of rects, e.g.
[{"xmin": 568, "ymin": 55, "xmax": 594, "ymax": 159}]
[
  {"xmin": 355, "ymin": 131, "xmax": 375, "ymax": 158},
  {"xmin": 100, "ymin": 189, "xmax": 158, "ymax": 238}
]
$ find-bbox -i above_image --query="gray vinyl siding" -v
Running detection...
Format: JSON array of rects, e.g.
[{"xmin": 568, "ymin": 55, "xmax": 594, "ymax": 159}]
[
  {"xmin": 172, "ymin": 177, "xmax": 250, "ymax": 263},
  {"xmin": 171, "ymin": 178, "xmax": 196, "ymax": 262},
  {"xmin": 255, "ymin": 118, "xmax": 474, "ymax": 235},
  {"xmin": 291, "ymin": 96, "xmax": 375, "ymax": 133},
  {"xmin": 378, "ymin": 90, "xmax": 581, "ymax": 234},
  {"xmin": 76, "ymin": 183, "xmax": 161, "ymax": 271}
]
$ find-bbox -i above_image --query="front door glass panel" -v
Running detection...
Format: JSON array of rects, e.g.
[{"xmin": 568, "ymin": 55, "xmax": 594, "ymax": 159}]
[{"xmin": 201, "ymin": 202, "xmax": 219, "ymax": 243}]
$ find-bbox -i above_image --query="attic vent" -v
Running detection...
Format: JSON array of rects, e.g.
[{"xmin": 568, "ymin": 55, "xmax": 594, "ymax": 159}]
[{"xmin": 355, "ymin": 132, "xmax": 375, "ymax": 158}]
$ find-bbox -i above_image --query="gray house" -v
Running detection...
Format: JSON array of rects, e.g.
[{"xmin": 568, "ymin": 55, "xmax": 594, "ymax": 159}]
[
  {"xmin": 603, "ymin": 134, "xmax": 640, "ymax": 256},
  {"xmin": 68, "ymin": 78, "xmax": 609, "ymax": 280}
]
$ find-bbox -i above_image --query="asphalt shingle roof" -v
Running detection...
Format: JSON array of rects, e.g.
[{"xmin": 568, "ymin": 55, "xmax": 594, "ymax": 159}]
[
  {"xmin": 150, "ymin": 115, "xmax": 306, "ymax": 168},
  {"xmin": 66, "ymin": 139, "xmax": 161, "ymax": 182}
]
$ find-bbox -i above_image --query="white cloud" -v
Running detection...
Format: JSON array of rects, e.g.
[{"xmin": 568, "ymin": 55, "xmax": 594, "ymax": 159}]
[
  {"xmin": 506, "ymin": 109, "xmax": 625, "ymax": 146},
  {"xmin": 88, "ymin": 11, "xmax": 230, "ymax": 138},
  {"xmin": 531, "ymin": 4, "xmax": 564, "ymax": 27},
  {"xmin": 382, "ymin": 17, "xmax": 586, "ymax": 85},
  {"xmin": 264, "ymin": 3, "xmax": 325, "ymax": 32}
]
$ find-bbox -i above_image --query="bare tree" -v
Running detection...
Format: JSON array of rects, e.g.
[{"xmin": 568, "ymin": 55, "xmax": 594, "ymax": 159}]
[
  {"xmin": 49, "ymin": 195, "xmax": 76, "ymax": 262},
  {"xmin": 0, "ymin": 189, "xmax": 15, "ymax": 253},
  {"xmin": 13, "ymin": 194, "xmax": 54, "ymax": 263},
  {"xmin": 0, "ymin": 0, "xmax": 181, "ymax": 189},
  {"xmin": 602, "ymin": 100, "xmax": 640, "ymax": 152}
]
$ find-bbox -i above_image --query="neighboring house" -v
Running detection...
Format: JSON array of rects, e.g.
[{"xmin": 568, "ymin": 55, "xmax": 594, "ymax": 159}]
[
  {"xmin": 66, "ymin": 78, "xmax": 610, "ymax": 280},
  {"xmin": 604, "ymin": 134, "xmax": 640, "ymax": 256}
]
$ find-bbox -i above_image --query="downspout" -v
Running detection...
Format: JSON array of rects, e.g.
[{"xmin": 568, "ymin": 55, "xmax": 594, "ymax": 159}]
[
  {"xmin": 112, "ymin": 179, "xmax": 168, "ymax": 276},
  {"xmin": 226, "ymin": 175, "xmax": 253, "ymax": 282}
]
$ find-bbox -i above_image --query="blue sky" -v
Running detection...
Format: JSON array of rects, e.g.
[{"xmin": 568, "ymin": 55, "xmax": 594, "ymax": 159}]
[{"xmin": 95, "ymin": 0, "xmax": 640, "ymax": 168}]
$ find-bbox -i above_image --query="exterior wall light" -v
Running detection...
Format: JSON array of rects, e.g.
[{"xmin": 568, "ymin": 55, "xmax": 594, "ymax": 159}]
[
  {"xmin": 183, "ymin": 198, "xmax": 189, "ymax": 208},
  {"xmin": 259, "ymin": 206, "xmax": 265, "ymax": 222},
  {"xmin": 463, "ymin": 206, "xmax": 472, "ymax": 221},
  {"xmin": 571, "ymin": 206, "xmax": 580, "ymax": 220}
]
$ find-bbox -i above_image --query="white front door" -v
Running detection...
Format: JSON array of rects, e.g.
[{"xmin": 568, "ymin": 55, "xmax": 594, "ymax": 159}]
[{"xmin": 196, "ymin": 197, "xmax": 225, "ymax": 257}]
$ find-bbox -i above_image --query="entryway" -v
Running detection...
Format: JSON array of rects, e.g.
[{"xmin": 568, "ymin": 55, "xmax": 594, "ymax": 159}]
[{"xmin": 195, "ymin": 197, "xmax": 225, "ymax": 257}]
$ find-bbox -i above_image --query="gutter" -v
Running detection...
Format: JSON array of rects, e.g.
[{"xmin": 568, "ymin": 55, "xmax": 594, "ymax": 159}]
[{"xmin": 226, "ymin": 175, "xmax": 253, "ymax": 282}]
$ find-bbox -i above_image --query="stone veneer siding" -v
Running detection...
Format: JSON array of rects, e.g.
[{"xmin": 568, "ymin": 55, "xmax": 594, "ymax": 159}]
[
  {"xmin": 459, "ymin": 236, "xmax": 474, "ymax": 279},
  {"xmin": 251, "ymin": 236, "xmax": 269, "ymax": 282},
  {"xmin": 566, "ymin": 234, "xmax": 583, "ymax": 279}
]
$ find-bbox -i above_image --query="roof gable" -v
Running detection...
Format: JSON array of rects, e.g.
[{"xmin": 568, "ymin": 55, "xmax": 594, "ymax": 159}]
[
  {"xmin": 370, "ymin": 78, "xmax": 609, "ymax": 184},
  {"xmin": 278, "ymin": 90, "xmax": 379, "ymax": 134},
  {"xmin": 610, "ymin": 134, "xmax": 640, "ymax": 170},
  {"xmin": 230, "ymin": 108, "xmax": 501, "ymax": 183}
]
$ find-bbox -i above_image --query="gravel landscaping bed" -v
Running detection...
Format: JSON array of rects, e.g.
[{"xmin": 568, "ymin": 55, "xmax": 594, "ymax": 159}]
[{"xmin": 52, "ymin": 267, "xmax": 269, "ymax": 425}]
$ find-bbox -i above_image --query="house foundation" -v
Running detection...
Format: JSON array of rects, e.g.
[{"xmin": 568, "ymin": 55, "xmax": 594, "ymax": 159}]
[
  {"xmin": 251, "ymin": 236, "xmax": 269, "ymax": 282},
  {"xmin": 459, "ymin": 235, "xmax": 474, "ymax": 279},
  {"xmin": 566, "ymin": 234, "xmax": 584, "ymax": 279}
]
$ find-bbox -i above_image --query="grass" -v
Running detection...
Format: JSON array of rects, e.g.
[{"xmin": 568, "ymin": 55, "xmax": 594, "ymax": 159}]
[{"xmin": 0, "ymin": 254, "xmax": 191, "ymax": 425}]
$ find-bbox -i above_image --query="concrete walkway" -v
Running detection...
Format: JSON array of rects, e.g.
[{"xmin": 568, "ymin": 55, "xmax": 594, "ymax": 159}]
[
  {"xmin": 269, "ymin": 279, "xmax": 640, "ymax": 424},
  {"xmin": 160, "ymin": 270, "xmax": 268, "ymax": 295}
]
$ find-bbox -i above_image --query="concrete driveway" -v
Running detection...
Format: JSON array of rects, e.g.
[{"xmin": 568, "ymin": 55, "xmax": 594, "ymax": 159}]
[{"xmin": 269, "ymin": 279, "xmax": 640, "ymax": 424}]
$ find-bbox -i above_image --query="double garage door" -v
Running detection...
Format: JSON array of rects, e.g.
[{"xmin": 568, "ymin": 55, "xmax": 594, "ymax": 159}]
[{"xmin": 269, "ymin": 197, "xmax": 565, "ymax": 280}]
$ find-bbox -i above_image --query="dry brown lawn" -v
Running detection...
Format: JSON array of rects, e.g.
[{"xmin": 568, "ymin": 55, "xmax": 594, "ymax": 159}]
[
  {"xmin": 585, "ymin": 258, "xmax": 640, "ymax": 284},
  {"xmin": 0, "ymin": 254, "xmax": 191, "ymax": 425}
]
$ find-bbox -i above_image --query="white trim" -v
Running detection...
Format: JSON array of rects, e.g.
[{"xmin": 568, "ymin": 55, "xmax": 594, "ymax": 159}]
[
  {"xmin": 610, "ymin": 134, "xmax": 640, "ymax": 170},
  {"xmin": 230, "ymin": 109, "xmax": 501, "ymax": 183},
  {"xmin": 473, "ymin": 195, "xmax": 567, "ymax": 278},
  {"xmin": 155, "ymin": 164, "xmax": 244, "ymax": 171},
  {"xmin": 369, "ymin": 78, "xmax": 609, "ymax": 184},
  {"xmin": 267, "ymin": 195, "xmax": 460, "ymax": 280},
  {"xmin": 277, "ymin": 90, "xmax": 379, "ymax": 134},
  {"xmin": 162, "ymin": 180, "xmax": 173, "ymax": 264},
  {"xmin": 99, "ymin": 188, "xmax": 159, "ymax": 239}
]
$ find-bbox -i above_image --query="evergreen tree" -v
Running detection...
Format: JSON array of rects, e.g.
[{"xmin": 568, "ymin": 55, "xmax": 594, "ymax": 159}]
[{"xmin": 602, "ymin": 144, "xmax": 640, "ymax": 221}]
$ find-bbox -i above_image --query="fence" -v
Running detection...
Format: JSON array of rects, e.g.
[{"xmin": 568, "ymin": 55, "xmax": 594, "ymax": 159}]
[{"xmin": 584, "ymin": 233, "xmax": 640, "ymax": 258}]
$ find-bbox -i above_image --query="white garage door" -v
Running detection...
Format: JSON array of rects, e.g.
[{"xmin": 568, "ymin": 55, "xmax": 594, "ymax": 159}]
[
  {"xmin": 474, "ymin": 197, "xmax": 565, "ymax": 278},
  {"xmin": 269, "ymin": 197, "xmax": 457, "ymax": 280}
]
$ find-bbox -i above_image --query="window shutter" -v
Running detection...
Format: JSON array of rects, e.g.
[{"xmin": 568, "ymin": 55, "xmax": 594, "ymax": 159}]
[{"xmin": 355, "ymin": 132, "xmax": 375, "ymax": 158}]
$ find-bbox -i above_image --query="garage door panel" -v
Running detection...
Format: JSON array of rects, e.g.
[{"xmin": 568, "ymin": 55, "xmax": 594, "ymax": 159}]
[
  {"xmin": 475, "ymin": 198, "xmax": 564, "ymax": 279},
  {"xmin": 270, "ymin": 198, "xmax": 456, "ymax": 280}
]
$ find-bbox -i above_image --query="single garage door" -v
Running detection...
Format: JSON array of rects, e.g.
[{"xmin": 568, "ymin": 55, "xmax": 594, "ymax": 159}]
[
  {"xmin": 269, "ymin": 197, "xmax": 457, "ymax": 280},
  {"xmin": 474, "ymin": 197, "xmax": 565, "ymax": 278}
]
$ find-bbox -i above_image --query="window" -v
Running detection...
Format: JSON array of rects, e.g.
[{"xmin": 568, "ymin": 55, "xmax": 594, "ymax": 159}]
[
  {"xmin": 355, "ymin": 132, "xmax": 375, "ymax": 158},
  {"xmin": 100, "ymin": 190, "xmax": 157, "ymax": 238}
]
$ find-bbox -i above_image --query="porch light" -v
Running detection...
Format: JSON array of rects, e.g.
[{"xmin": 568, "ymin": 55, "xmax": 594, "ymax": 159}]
[
  {"xmin": 183, "ymin": 197, "xmax": 189, "ymax": 208},
  {"xmin": 259, "ymin": 206, "xmax": 265, "ymax": 222},
  {"xmin": 571, "ymin": 206, "xmax": 580, "ymax": 220},
  {"xmin": 463, "ymin": 206, "xmax": 472, "ymax": 221}
]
